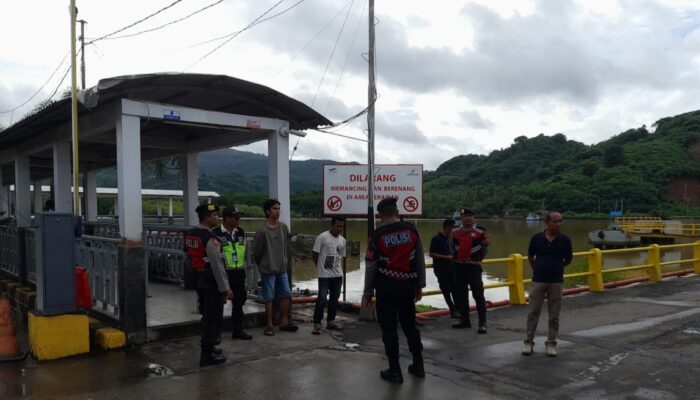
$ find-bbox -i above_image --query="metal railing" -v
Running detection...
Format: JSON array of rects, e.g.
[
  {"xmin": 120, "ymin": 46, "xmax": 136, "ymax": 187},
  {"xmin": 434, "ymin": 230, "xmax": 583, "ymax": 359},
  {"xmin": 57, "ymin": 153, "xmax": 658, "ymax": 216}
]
[
  {"xmin": 0, "ymin": 225, "xmax": 20, "ymax": 278},
  {"xmin": 74, "ymin": 235, "xmax": 121, "ymax": 320},
  {"xmin": 423, "ymin": 241, "xmax": 700, "ymax": 305}
]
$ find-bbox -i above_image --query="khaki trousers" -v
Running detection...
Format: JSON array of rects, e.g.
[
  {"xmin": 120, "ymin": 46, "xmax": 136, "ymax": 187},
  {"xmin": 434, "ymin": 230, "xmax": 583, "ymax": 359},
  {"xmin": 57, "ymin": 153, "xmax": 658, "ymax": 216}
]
[{"xmin": 525, "ymin": 281, "xmax": 562, "ymax": 345}]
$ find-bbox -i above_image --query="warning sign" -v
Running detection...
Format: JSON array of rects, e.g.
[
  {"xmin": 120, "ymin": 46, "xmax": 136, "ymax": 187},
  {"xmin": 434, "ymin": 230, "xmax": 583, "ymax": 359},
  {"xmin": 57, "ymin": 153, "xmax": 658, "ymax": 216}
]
[{"xmin": 323, "ymin": 164, "xmax": 423, "ymax": 216}]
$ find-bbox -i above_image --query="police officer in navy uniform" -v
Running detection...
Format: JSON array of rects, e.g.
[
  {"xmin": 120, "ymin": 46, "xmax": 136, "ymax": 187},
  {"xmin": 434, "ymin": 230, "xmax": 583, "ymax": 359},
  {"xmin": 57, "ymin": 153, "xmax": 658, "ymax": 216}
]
[
  {"xmin": 184, "ymin": 203, "xmax": 233, "ymax": 367},
  {"xmin": 363, "ymin": 197, "xmax": 426, "ymax": 383},
  {"xmin": 450, "ymin": 207, "xmax": 490, "ymax": 333},
  {"xmin": 213, "ymin": 205, "xmax": 252, "ymax": 340}
]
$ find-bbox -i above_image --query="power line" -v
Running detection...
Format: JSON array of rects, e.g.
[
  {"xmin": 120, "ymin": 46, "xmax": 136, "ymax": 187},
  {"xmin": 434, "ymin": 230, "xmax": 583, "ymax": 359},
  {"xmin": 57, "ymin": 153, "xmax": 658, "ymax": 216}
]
[
  {"xmin": 103, "ymin": 0, "xmax": 224, "ymax": 40},
  {"xmin": 0, "ymin": 52, "xmax": 69, "ymax": 114},
  {"xmin": 324, "ymin": 0, "xmax": 367, "ymax": 115},
  {"xmin": 311, "ymin": 0, "xmax": 354, "ymax": 108},
  {"xmin": 184, "ymin": 0, "xmax": 307, "ymax": 70},
  {"xmin": 87, "ymin": 0, "xmax": 184, "ymax": 44}
]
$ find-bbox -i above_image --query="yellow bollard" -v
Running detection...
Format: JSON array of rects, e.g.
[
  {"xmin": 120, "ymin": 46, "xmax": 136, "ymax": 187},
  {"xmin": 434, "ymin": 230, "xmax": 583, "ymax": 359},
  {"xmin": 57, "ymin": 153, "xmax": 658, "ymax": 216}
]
[
  {"xmin": 507, "ymin": 254, "xmax": 526, "ymax": 305},
  {"xmin": 694, "ymin": 241, "xmax": 700, "ymax": 275},
  {"xmin": 587, "ymin": 248, "xmax": 604, "ymax": 292},
  {"xmin": 647, "ymin": 244, "xmax": 662, "ymax": 283}
]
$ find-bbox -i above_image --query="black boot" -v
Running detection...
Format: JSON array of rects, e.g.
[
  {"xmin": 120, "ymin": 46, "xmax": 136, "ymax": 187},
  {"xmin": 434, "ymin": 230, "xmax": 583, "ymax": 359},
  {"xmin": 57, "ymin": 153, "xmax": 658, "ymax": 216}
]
[
  {"xmin": 452, "ymin": 320, "xmax": 472, "ymax": 329},
  {"xmin": 213, "ymin": 347, "xmax": 223, "ymax": 355},
  {"xmin": 232, "ymin": 330, "xmax": 253, "ymax": 340},
  {"xmin": 200, "ymin": 350, "xmax": 226, "ymax": 367},
  {"xmin": 408, "ymin": 354, "xmax": 425, "ymax": 378},
  {"xmin": 380, "ymin": 368, "xmax": 404, "ymax": 383}
]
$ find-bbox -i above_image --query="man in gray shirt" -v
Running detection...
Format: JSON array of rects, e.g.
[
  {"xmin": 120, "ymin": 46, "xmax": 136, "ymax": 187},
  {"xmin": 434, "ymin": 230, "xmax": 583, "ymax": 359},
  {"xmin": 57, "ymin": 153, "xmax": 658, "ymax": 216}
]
[{"xmin": 252, "ymin": 199, "xmax": 297, "ymax": 336}]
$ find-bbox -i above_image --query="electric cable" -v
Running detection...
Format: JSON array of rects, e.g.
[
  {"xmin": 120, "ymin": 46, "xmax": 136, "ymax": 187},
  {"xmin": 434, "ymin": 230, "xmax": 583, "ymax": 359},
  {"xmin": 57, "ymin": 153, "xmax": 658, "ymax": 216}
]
[
  {"xmin": 87, "ymin": 0, "xmax": 184, "ymax": 44},
  {"xmin": 184, "ymin": 0, "xmax": 307, "ymax": 70},
  {"xmin": 0, "ymin": 52, "xmax": 69, "ymax": 114},
  {"xmin": 102, "ymin": 0, "xmax": 223, "ymax": 40}
]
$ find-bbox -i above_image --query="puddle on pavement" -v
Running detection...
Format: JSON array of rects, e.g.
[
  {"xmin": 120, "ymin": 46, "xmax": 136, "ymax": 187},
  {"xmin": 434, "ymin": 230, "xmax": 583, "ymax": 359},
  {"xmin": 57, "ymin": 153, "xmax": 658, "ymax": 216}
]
[
  {"xmin": 571, "ymin": 308, "xmax": 700, "ymax": 338},
  {"xmin": 0, "ymin": 351, "xmax": 175, "ymax": 398}
]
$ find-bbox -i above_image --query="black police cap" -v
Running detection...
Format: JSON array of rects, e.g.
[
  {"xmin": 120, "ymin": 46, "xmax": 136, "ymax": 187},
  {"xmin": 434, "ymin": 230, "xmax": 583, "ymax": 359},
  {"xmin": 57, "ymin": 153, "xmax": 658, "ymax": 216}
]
[
  {"xmin": 459, "ymin": 207, "xmax": 475, "ymax": 216},
  {"xmin": 376, "ymin": 197, "xmax": 398, "ymax": 213},
  {"xmin": 221, "ymin": 205, "xmax": 242, "ymax": 218},
  {"xmin": 195, "ymin": 203, "xmax": 219, "ymax": 215}
]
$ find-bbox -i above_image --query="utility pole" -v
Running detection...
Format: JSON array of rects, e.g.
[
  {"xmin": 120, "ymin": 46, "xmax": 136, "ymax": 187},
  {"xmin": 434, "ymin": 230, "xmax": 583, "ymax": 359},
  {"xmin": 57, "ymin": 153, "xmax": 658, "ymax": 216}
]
[
  {"xmin": 70, "ymin": 1, "xmax": 81, "ymax": 216},
  {"xmin": 78, "ymin": 19, "xmax": 87, "ymax": 89},
  {"xmin": 366, "ymin": 0, "xmax": 376, "ymax": 240}
]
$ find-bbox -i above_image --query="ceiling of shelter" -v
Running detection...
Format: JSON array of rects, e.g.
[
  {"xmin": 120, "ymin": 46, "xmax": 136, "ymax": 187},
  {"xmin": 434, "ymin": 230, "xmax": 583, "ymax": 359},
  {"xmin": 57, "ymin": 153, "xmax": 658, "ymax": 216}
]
[{"xmin": 0, "ymin": 73, "xmax": 331, "ymax": 185}]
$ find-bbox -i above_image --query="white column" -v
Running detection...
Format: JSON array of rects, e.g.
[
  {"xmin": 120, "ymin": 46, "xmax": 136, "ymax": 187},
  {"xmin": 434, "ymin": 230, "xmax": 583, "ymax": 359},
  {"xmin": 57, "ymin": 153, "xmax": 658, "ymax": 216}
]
[
  {"xmin": 268, "ymin": 130, "xmax": 291, "ymax": 228},
  {"xmin": 53, "ymin": 140, "xmax": 73, "ymax": 213},
  {"xmin": 85, "ymin": 170, "xmax": 98, "ymax": 221},
  {"xmin": 14, "ymin": 155, "xmax": 31, "ymax": 227},
  {"xmin": 33, "ymin": 181, "xmax": 43, "ymax": 215},
  {"xmin": 116, "ymin": 114, "xmax": 142, "ymax": 241},
  {"xmin": 156, "ymin": 199, "xmax": 162, "ymax": 217},
  {"xmin": 113, "ymin": 197, "xmax": 118, "ymax": 216},
  {"xmin": 182, "ymin": 152, "xmax": 198, "ymax": 227},
  {"xmin": 168, "ymin": 197, "xmax": 173, "ymax": 217}
]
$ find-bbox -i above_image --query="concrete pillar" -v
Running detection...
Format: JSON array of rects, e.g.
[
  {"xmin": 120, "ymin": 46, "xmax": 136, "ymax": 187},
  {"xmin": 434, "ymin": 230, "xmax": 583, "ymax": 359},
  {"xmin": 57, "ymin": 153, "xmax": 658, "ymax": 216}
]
[
  {"xmin": 33, "ymin": 181, "xmax": 43, "ymax": 215},
  {"xmin": 156, "ymin": 199, "xmax": 162, "ymax": 222},
  {"xmin": 116, "ymin": 114, "xmax": 142, "ymax": 241},
  {"xmin": 268, "ymin": 130, "xmax": 291, "ymax": 228},
  {"xmin": 118, "ymin": 243, "xmax": 147, "ymax": 345},
  {"xmin": 53, "ymin": 140, "xmax": 73, "ymax": 213},
  {"xmin": 113, "ymin": 197, "xmax": 118, "ymax": 217},
  {"xmin": 85, "ymin": 170, "xmax": 98, "ymax": 221},
  {"xmin": 182, "ymin": 153, "xmax": 198, "ymax": 227},
  {"xmin": 168, "ymin": 197, "xmax": 173, "ymax": 217},
  {"xmin": 14, "ymin": 155, "xmax": 31, "ymax": 227}
]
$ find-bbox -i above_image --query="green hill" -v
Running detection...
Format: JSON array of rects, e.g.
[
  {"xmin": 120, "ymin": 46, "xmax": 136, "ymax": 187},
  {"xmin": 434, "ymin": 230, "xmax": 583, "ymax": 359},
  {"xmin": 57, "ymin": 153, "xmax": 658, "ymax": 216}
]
[{"xmin": 424, "ymin": 110, "xmax": 700, "ymax": 218}]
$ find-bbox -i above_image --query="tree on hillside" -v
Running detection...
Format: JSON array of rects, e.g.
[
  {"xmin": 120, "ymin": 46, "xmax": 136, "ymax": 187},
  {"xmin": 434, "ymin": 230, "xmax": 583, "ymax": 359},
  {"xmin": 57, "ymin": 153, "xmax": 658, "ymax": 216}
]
[
  {"xmin": 603, "ymin": 145, "xmax": 624, "ymax": 167},
  {"xmin": 514, "ymin": 135, "xmax": 527, "ymax": 144}
]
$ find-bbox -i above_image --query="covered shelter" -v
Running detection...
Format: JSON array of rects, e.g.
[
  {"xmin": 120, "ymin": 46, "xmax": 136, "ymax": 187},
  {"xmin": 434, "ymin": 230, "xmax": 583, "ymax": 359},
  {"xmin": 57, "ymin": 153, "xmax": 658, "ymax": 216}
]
[{"xmin": 0, "ymin": 73, "xmax": 331, "ymax": 342}]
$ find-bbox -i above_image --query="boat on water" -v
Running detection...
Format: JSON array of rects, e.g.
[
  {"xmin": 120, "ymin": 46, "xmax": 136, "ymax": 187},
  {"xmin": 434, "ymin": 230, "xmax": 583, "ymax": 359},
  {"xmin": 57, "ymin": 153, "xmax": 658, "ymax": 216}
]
[
  {"xmin": 525, "ymin": 213, "xmax": 540, "ymax": 222},
  {"xmin": 588, "ymin": 228, "xmax": 641, "ymax": 249}
]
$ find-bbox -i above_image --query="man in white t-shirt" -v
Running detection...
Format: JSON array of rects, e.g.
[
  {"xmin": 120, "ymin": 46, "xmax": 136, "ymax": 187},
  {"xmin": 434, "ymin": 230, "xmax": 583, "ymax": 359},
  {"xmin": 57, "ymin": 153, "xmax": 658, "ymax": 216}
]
[{"xmin": 311, "ymin": 216, "xmax": 347, "ymax": 334}]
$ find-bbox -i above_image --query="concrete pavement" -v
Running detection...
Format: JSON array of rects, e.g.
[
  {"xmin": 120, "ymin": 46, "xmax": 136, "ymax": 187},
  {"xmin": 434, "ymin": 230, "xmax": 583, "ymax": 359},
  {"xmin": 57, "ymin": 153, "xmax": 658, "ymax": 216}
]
[{"xmin": 2, "ymin": 274, "xmax": 699, "ymax": 399}]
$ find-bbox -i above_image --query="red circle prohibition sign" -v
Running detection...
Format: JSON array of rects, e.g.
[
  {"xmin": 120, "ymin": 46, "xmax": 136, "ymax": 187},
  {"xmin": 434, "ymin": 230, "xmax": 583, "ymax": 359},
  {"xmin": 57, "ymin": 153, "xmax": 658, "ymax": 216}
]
[
  {"xmin": 403, "ymin": 196, "xmax": 419, "ymax": 212},
  {"xmin": 327, "ymin": 196, "xmax": 343, "ymax": 212}
]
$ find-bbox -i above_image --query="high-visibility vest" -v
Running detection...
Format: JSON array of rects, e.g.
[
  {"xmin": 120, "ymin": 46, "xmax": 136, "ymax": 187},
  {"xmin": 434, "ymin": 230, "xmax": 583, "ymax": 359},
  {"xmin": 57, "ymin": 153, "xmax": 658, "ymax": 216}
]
[{"xmin": 221, "ymin": 241, "xmax": 246, "ymax": 269}]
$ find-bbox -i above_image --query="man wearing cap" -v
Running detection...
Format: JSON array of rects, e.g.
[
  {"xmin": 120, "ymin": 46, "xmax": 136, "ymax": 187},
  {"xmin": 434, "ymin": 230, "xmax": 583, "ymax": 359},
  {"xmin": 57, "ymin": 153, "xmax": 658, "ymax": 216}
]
[
  {"xmin": 450, "ymin": 208, "xmax": 490, "ymax": 333},
  {"xmin": 363, "ymin": 197, "xmax": 426, "ymax": 383},
  {"xmin": 183, "ymin": 203, "xmax": 233, "ymax": 367},
  {"xmin": 214, "ymin": 206, "xmax": 252, "ymax": 340},
  {"xmin": 429, "ymin": 218, "xmax": 458, "ymax": 318}
]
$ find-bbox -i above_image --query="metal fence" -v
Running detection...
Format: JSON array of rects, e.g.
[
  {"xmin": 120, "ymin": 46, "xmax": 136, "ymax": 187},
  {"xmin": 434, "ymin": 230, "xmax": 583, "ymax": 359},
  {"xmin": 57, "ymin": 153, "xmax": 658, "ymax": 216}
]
[
  {"xmin": 74, "ymin": 235, "xmax": 120, "ymax": 320},
  {"xmin": 0, "ymin": 225, "xmax": 20, "ymax": 278}
]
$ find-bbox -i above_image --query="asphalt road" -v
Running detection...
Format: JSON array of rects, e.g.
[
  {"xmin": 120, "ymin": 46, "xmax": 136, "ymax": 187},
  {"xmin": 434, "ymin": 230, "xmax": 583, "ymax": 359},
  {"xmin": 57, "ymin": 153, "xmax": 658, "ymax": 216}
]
[{"xmin": 2, "ymin": 274, "xmax": 699, "ymax": 400}]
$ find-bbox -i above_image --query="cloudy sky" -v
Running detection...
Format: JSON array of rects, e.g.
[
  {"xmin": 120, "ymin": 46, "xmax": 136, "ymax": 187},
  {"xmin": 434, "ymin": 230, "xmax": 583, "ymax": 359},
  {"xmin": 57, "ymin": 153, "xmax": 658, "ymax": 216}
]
[{"xmin": 2, "ymin": 0, "xmax": 700, "ymax": 170}]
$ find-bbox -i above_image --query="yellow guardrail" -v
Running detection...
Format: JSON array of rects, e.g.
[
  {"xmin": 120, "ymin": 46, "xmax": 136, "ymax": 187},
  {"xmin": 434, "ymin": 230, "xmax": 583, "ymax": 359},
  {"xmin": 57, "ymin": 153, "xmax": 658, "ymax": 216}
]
[{"xmin": 424, "ymin": 241, "xmax": 700, "ymax": 305}]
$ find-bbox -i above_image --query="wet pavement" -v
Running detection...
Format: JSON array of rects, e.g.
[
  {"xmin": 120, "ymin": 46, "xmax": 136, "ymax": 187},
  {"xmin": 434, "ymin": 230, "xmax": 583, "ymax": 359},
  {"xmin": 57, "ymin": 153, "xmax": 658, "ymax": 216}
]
[{"xmin": 2, "ymin": 274, "xmax": 699, "ymax": 399}]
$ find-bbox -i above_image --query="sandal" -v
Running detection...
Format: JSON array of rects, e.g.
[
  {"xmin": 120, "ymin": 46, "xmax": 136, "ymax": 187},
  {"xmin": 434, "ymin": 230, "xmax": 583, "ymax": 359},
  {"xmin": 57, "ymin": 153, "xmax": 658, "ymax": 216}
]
[
  {"xmin": 279, "ymin": 324, "xmax": 299, "ymax": 332},
  {"xmin": 264, "ymin": 327, "xmax": 275, "ymax": 336}
]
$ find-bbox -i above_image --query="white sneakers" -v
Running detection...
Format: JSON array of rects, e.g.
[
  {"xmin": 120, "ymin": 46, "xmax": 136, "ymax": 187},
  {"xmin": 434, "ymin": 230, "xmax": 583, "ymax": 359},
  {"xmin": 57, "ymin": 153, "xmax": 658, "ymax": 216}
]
[{"xmin": 522, "ymin": 342, "xmax": 557, "ymax": 357}]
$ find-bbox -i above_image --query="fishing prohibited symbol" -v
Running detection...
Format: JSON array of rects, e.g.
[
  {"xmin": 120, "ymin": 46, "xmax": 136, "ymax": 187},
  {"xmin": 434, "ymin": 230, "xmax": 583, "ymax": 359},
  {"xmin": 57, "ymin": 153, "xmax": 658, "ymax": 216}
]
[
  {"xmin": 327, "ymin": 196, "xmax": 343, "ymax": 212},
  {"xmin": 403, "ymin": 196, "xmax": 419, "ymax": 212}
]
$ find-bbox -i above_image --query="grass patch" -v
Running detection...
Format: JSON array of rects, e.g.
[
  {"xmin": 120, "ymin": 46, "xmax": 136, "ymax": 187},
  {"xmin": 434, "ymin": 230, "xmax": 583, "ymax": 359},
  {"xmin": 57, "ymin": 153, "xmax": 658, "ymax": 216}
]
[
  {"xmin": 563, "ymin": 258, "xmax": 625, "ymax": 288},
  {"xmin": 415, "ymin": 304, "xmax": 439, "ymax": 313}
]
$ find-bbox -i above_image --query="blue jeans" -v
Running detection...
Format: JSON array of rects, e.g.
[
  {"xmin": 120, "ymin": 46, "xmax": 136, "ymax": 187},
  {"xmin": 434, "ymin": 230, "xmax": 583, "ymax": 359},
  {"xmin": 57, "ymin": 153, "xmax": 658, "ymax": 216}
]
[
  {"xmin": 261, "ymin": 272, "xmax": 292, "ymax": 302},
  {"xmin": 313, "ymin": 277, "xmax": 343, "ymax": 324}
]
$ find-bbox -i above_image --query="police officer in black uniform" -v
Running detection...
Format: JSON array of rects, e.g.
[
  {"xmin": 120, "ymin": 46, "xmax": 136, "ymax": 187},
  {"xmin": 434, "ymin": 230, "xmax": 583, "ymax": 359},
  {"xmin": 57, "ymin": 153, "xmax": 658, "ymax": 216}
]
[
  {"xmin": 213, "ymin": 205, "xmax": 252, "ymax": 340},
  {"xmin": 363, "ymin": 197, "xmax": 426, "ymax": 383},
  {"xmin": 184, "ymin": 203, "xmax": 233, "ymax": 367}
]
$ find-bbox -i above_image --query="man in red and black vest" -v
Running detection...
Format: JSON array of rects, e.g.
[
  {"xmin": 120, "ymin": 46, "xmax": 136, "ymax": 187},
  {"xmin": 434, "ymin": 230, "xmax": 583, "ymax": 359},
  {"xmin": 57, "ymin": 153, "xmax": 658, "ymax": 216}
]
[
  {"xmin": 184, "ymin": 203, "xmax": 233, "ymax": 367},
  {"xmin": 450, "ymin": 207, "xmax": 490, "ymax": 333},
  {"xmin": 363, "ymin": 197, "xmax": 426, "ymax": 384}
]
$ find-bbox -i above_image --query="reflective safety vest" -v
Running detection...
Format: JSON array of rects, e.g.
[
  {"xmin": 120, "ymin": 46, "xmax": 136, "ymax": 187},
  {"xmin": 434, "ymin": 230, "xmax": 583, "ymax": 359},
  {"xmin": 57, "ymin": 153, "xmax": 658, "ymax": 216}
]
[{"xmin": 222, "ymin": 241, "xmax": 246, "ymax": 269}]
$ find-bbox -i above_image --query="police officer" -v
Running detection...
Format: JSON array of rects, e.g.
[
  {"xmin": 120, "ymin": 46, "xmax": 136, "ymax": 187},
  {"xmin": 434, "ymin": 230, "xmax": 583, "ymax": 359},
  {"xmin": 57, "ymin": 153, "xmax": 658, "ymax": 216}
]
[
  {"xmin": 213, "ymin": 206, "xmax": 252, "ymax": 340},
  {"xmin": 450, "ymin": 207, "xmax": 490, "ymax": 333},
  {"xmin": 363, "ymin": 197, "xmax": 426, "ymax": 383},
  {"xmin": 184, "ymin": 203, "xmax": 233, "ymax": 367}
]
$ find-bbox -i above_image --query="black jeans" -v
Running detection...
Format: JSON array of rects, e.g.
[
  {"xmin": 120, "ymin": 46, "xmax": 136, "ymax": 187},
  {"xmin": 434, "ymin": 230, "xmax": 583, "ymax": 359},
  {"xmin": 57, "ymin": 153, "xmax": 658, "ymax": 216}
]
[
  {"xmin": 375, "ymin": 275, "xmax": 422, "ymax": 370},
  {"xmin": 313, "ymin": 277, "xmax": 343, "ymax": 324},
  {"xmin": 226, "ymin": 269, "xmax": 247, "ymax": 332},
  {"xmin": 434, "ymin": 264, "xmax": 456, "ymax": 313},
  {"xmin": 453, "ymin": 262, "xmax": 487, "ymax": 326},
  {"xmin": 197, "ymin": 270, "xmax": 224, "ymax": 352}
]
